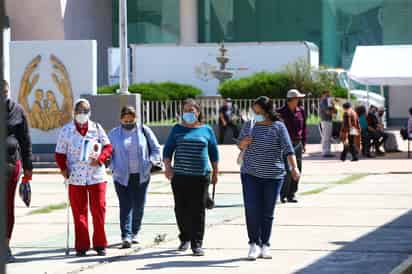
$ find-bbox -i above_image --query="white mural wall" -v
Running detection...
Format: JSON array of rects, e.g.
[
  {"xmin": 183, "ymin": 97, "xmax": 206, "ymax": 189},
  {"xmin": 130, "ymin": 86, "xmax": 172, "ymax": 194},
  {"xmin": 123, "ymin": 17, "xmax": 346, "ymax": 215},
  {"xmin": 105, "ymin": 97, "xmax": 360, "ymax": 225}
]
[{"xmin": 9, "ymin": 40, "xmax": 97, "ymax": 144}]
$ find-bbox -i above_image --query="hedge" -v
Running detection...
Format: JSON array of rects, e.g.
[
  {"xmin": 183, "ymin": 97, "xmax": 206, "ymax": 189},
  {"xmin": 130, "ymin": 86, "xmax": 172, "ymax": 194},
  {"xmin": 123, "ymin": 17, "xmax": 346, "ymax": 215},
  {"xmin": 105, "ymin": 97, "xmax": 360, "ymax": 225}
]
[
  {"xmin": 97, "ymin": 82, "xmax": 202, "ymax": 101},
  {"xmin": 219, "ymin": 60, "xmax": 349, "ymax": 99}
]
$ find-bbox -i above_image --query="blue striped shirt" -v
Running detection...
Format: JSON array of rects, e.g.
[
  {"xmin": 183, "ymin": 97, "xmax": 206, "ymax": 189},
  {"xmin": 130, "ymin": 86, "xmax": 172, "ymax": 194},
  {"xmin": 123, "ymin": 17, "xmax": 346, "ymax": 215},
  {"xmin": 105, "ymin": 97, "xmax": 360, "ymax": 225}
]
[
  {"xmin": 239, "ymin": 121, "xmax": 295, "ymax": 179},
  {"xmin": 163, "ymin": 124, "xmax": 219, "ymax": 176}
]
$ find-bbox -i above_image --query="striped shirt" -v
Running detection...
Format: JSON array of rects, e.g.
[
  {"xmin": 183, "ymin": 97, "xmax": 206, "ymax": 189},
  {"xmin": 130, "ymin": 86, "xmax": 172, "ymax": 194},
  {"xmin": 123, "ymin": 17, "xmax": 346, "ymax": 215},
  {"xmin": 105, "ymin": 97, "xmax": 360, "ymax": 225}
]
[
  {"xmin": 163, "ymin": 124, "xmax": 219, "ymax": 176},
  {"xmin": 239, "ymin": 121, "xmax": 295, "ymax": 179}
]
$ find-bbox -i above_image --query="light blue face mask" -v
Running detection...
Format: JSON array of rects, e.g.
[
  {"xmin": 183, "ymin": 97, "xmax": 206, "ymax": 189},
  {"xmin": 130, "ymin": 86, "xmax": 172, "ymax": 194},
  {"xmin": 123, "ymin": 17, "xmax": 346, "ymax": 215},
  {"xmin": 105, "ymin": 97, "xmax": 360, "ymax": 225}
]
[
  {"xmin": 253, "ymin": 113, "xmax": 265, "ymax": 123},
  {"xmin": 182, "ymin": 112, "xmax": 197, "ymax": 124}
]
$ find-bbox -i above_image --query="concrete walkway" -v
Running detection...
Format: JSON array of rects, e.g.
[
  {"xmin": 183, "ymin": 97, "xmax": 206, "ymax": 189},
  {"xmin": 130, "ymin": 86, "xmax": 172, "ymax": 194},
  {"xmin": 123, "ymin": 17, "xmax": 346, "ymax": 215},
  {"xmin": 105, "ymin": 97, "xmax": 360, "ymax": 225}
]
[{"xmin": 6, "ymin": 144, "xmax": 412, "ymax": 274}]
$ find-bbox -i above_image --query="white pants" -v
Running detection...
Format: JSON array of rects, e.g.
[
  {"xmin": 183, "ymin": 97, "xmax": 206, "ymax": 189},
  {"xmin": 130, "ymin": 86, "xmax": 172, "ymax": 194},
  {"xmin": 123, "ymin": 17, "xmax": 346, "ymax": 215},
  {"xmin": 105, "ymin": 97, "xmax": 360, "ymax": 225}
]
[{"xmin": 321, "ymin": 121, "xmax": 333, "ymax": 155}]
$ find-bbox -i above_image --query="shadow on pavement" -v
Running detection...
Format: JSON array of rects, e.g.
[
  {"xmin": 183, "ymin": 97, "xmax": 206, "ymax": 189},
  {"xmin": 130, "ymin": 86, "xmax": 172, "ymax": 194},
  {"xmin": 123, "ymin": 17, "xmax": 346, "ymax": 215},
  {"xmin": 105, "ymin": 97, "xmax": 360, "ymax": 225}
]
[
  {"xmin": 68, "ymin": 249, "xmax": 184, "ymax": 264},
  {"xmin": 305, "ymin": 151, "xmax": 410, "ymax": 161},
  {"xmin": 293, "ymin": 209, "xmax": 412, "ymax": 274},
  {"xmin": 12, "ymin": 248, "xmax": 72, "ymax": 263}
]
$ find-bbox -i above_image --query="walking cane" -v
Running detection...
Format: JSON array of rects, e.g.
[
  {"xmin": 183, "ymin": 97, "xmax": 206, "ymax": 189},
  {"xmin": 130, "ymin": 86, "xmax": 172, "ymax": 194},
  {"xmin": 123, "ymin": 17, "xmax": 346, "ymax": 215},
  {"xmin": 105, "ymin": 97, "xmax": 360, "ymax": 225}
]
[{"xmin": 64, "ymin": 179, "xmax": 70, "ymax": 256}]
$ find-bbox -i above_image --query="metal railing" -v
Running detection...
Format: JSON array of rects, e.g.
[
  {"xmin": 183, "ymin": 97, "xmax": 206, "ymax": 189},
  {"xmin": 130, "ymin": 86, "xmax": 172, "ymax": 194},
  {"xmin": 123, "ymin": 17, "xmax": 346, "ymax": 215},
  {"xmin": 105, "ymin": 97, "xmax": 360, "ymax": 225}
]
[{"xmin": 142, "ymin": 98, "xmax": 321, "ymax": 126}]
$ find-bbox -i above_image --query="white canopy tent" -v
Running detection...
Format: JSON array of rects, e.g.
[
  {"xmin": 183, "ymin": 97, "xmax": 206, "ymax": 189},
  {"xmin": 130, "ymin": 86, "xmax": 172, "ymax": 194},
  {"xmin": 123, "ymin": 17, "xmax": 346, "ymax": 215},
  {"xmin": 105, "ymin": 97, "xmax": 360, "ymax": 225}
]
[
  {"xmin": 348, "ymin": 45, "xmax": 412, "ymax": 124},
  {"xmin": 349, "ymin": 45, "xmax": 412, "ymax": 86}
]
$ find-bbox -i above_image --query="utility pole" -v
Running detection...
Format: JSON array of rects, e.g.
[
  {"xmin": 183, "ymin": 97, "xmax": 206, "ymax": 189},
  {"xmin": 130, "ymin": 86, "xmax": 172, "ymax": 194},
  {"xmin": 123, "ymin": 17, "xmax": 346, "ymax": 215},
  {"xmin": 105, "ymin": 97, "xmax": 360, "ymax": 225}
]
[
  {"xmin": 0, "ymin": 0, "xmax": 7, "ymax": 272},
  {"xmin": 118, "ymin": 0, "xmax": 129, "ymax": 94}
]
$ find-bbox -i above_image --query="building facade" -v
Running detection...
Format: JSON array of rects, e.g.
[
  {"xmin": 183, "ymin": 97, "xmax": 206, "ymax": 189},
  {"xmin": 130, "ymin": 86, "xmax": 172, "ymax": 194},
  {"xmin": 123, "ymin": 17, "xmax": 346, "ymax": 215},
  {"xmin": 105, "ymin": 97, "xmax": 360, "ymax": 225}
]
[
  {"xmin": 112, "ymin": 0, "xmax": 412, "ymax": 70},
  {"xmin": 5, "ymin": 0, "xmax": 412, "ymax": 123}
]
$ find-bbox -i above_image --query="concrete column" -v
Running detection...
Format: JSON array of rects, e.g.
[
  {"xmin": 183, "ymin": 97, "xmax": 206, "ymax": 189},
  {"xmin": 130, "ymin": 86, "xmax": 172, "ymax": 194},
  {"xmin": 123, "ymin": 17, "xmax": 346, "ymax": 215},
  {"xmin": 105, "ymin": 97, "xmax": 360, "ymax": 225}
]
[
  {"xmin": 321, "ymin": 0, "xmax": 338, "ymax": 67},
  {"xmin": 180, "ymin": 0, "xmax": 198, "ymax": 44}
]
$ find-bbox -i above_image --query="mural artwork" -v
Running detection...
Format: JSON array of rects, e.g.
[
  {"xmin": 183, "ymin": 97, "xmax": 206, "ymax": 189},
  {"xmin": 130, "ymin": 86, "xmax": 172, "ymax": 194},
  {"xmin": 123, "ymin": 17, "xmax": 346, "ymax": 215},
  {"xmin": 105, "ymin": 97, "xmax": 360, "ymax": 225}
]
[{"xmin": 18, "ymin": 54, "xmax": 74, "ymax": 131}]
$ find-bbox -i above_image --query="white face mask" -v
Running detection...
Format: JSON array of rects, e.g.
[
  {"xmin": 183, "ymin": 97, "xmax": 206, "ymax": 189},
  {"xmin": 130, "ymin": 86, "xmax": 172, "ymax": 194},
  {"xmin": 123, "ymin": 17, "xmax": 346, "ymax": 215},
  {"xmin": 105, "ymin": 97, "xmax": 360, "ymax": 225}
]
[{"xmin": 75, "ymin": 113, "xmax": 90, "ymax": 124}]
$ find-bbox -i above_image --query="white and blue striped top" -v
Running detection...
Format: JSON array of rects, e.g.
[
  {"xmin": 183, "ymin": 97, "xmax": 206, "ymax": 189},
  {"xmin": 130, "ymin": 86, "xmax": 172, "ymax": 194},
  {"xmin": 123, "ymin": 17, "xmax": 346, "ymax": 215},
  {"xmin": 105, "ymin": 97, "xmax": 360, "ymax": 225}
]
[{"xmin": 239, "ymin": 121, "xmax": 295, "ymax": 179}]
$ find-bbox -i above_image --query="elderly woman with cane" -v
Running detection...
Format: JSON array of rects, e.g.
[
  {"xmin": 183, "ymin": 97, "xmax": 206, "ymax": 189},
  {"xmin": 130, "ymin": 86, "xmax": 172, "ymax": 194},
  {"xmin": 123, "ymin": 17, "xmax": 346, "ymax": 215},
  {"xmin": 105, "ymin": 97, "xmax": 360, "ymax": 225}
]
[
  {"xmin": 238, "ymin": 96, "xmax": 300, "ymax": 260},
  {"xmin": 55, "ymin": 99, "xmax": 112, "ymax": 257}
]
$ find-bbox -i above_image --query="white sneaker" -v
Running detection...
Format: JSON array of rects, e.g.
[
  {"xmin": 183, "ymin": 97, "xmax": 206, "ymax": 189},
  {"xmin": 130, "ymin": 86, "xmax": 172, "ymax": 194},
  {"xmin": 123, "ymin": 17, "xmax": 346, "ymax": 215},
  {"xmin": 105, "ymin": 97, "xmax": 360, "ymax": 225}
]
[
  {"xmin": 247, "ymin": 244, "xmax": 260, "ymax": 261},
  {"xmin": 259, "ymin": 245, "xmax": 272, "ymax": 259},
  {"xmin": 132, "ymin": 234, "xmax": 140, "ymax": 244}
]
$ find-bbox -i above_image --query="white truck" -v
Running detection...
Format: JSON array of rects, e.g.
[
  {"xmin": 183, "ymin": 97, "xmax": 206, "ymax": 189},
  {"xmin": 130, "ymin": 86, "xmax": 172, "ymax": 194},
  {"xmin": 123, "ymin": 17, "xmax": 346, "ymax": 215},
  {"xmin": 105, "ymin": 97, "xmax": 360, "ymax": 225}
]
[
  {"xmin": 109, "ymin": 42, "xmax": 319, "ymax": 96},
  {"xmin": 321, "ymin": 68, "xmax": 385, "ymax": 109}
]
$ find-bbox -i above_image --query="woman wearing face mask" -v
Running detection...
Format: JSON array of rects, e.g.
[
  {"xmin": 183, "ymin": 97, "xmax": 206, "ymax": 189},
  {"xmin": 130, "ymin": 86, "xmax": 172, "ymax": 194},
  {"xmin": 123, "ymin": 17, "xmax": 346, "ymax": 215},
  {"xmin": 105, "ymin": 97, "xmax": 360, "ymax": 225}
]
[
  {"xmin": 55, "ymin": 99, "xmax": 113, "ymax": 257},
  {"xmin": 163, "ymin": 99, "xmax": 219, "ymax": 256},
  {"xmin": 238, "ymin": 96, "xmax": 299, "ymax": 261},
  {"xmin": 108, "ymin": 106, "xmax": 161, "ymax": 248}
]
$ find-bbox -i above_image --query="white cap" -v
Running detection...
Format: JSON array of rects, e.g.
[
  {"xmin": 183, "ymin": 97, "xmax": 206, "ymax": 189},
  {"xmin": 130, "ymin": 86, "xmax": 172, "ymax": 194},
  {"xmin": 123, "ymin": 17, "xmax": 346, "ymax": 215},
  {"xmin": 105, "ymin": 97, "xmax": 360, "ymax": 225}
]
[
  {"xmin": 286, "ymin": 89, "xmax": 306, "ymax": 98},
  {"xmin": 74, "ymin": 98, "xmax": 91, "ymax": 109}
]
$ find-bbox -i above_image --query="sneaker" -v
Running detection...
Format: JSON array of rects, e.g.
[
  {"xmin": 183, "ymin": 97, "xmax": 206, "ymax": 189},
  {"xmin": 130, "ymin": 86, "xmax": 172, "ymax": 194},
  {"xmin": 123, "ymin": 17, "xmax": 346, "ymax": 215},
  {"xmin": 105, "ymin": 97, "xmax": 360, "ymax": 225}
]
[
  {"xmin": 121, "ymin": 239, "xmax": 132, "ymax": 249},
  {"xmin": 322, "ymin": 154, "xmax": 335, "ymax": 158},
  {"xmin": 95, "ymin": 248, "xmax": 106, "ymax": 256},
  {"xmin": 259, "ymin": 245, "xmax": 272, "ymax": 259},
  {"xmin": 192, "ymin": 247, "xmax": 205, "ymax": 256},
  {"xmin": 247, "ymin": 244, "xmax": 260, "ymax": 261},
  {"xmin": 177, "ymin": 241, "xmax": 190, "ymax": 251},
  {"xmin": 75, "ymin": 250, "xmax": 87, "ymax": 257},
  {"xmin": 7, "ymin": 248, "xmax": 16, "ymax": 263},
  {"xmin": 131, "ymin": 234, "xmax": 140, "ymax": 244},
  {"xmin": 287, "ymin": 198, "xmax": 298, "ymax": 203}
]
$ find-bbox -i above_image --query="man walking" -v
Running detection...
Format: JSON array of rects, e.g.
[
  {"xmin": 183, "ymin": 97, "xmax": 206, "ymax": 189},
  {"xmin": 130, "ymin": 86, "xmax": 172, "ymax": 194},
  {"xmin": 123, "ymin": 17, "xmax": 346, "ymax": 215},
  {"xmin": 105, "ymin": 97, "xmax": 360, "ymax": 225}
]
[
  {"xmin": 218, "ymin": 98, "xmax": 240, "ymax": 144},
  {"xmin": 277, "ymin": 89, "xmax": 307, "ymax": 203},
  {"xmin": 3, "ymin": 80, "xmax": 33, "ymax": 262},
  {"xmin": 319, "ymin": 90, "xmax": 336, "ymax": 157}
]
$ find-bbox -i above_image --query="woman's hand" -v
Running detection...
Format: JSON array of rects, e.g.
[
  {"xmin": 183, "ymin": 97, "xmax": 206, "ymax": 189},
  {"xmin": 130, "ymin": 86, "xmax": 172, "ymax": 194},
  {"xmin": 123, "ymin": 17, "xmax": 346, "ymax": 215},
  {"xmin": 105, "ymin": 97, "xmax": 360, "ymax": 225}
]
[
  {"xmin": 239, "ymin": 136, "xmax": 252, "ymax": 150},
  {"xmin": 165, "ymin": 166, "xmax": 174, "ymax": 181},
  {"xmin": 61, "ymin": 169, "xmax": 69, "ymax": 179},
  {"xmin": 90, "ymin": 159, "xmax": 101, "ymax": 167},
  {"xmin": 211, "ymin": 172, "xmax": 218, "ymax": 185},
  {"xmin": 291, "ymin": 167, "xmax": 301, "ymax": 182}
]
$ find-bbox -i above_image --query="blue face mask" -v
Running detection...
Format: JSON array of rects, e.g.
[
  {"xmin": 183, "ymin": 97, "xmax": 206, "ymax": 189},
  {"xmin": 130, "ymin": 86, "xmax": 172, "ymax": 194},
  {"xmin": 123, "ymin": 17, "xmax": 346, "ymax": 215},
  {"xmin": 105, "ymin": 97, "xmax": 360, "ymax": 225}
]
[
  {"xmin": 182, "ymin": 112, "xmax": 197, "ymax": 124},
  {"xmin": 254, "ymin": 113, "xmax": 265, "ymax": 123}
]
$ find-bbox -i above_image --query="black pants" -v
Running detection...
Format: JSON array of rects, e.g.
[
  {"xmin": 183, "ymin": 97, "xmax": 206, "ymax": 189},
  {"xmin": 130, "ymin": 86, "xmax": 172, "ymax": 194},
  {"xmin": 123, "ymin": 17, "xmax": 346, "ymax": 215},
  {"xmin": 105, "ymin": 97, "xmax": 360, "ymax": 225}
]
[
  {"xmin": 370, "ymin": 130, "xmax": 388, "ymax": 151},
  {"xmin": 171, "ymin": 175, "xmax": 209, "ymax": 249},
  {"xmin": 341, "ymin": 135, "xmax": 359, "ymax": 161},
  {"xmin": 218, "ymin": 122, "xmax": 239, "ymax": 144},
  {"xmin": 281, "ymin": 142, "xmax": 302, "ymax": 200},
  {"xmin": 361, "ymin": 129, "xmax": 372, "ymax": 155}
]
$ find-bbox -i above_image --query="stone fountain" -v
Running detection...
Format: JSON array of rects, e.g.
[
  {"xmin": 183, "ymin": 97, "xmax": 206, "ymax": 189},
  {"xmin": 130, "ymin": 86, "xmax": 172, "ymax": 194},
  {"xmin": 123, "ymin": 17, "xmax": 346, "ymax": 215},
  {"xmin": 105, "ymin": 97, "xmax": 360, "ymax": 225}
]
[{"xmin": 211, "ymin": 43, "xmax": 234, "ymax": 84}]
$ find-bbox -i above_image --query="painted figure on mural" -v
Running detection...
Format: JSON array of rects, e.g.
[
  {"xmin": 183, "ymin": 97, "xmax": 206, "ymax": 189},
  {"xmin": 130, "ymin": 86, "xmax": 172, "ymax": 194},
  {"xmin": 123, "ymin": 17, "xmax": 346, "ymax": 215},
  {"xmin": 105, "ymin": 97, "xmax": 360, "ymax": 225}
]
[{"xmin": 18, "ymin": 54, "xmax": 74, "ymax": 131}]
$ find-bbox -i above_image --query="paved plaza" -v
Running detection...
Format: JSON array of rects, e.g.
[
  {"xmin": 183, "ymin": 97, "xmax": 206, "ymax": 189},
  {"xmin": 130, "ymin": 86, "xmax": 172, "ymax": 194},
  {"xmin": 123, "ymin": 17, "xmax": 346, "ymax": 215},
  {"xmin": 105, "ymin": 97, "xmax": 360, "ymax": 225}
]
[{"xmin": 6, "ymin": 140, "xmax": 412, "ymax": 274}]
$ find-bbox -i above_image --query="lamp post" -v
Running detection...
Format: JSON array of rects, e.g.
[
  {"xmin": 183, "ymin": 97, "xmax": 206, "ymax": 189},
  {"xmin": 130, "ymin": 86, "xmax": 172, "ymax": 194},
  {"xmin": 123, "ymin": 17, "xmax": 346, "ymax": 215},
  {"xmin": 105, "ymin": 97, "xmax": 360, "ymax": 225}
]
[{"xmin": 118, "ymin": 0, "xmax": 129, "ymax": 94}]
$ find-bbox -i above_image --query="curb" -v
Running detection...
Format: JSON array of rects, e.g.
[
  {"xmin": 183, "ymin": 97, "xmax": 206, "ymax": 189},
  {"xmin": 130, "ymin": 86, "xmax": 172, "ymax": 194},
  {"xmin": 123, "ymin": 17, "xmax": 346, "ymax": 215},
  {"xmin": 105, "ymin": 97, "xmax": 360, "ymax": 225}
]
[{"xmin": 390, "ymin": 256, "xmax": 412, "ymax": 274}]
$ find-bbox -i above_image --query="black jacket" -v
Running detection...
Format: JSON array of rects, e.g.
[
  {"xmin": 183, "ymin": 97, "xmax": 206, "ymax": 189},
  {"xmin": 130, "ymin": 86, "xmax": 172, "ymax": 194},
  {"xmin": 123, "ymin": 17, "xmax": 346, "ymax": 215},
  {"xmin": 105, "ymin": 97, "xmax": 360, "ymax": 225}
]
[{"xmin": 6, "ymin": 99, "xmax": 33, "ymax": 171}]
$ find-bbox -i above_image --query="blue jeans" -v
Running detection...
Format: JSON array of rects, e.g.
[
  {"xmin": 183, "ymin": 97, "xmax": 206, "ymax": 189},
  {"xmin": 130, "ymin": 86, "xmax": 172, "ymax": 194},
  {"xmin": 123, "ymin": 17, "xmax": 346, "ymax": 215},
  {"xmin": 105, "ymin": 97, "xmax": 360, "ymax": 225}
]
[
  {"xmin": 114, "ymin": 174, "xmax": 149, "ymax": 241},
  {"xmin": 241, "ymin": 173, "xmax": 284, "ymax": 246}
]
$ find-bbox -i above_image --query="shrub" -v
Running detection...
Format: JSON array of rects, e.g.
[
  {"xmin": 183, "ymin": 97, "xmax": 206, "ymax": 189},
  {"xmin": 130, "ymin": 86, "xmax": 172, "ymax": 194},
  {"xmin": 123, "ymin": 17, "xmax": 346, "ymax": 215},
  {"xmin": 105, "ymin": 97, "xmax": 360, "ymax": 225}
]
[
  {"xmin": 219, "ymin": 59, "xmax": 349, "ymax": 99},
  {"xmin": 97, "ymin": 82, "xmax": 202, "ymax": 101},
  {"xmin": 219, "ymin": 72, "xmax": 292, "ymax": 99}
]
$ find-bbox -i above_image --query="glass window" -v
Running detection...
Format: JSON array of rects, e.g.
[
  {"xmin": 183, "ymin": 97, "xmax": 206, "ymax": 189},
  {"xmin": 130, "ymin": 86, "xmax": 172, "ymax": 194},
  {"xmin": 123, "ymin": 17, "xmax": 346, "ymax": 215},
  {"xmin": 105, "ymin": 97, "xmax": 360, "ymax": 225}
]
[
  {"xmin": 113, "ymin": 0, "xmax": 180, "ymax": 46},
  {"xmin": 198, "ymin": 0, "xmax": 412, "ymax": 69}
]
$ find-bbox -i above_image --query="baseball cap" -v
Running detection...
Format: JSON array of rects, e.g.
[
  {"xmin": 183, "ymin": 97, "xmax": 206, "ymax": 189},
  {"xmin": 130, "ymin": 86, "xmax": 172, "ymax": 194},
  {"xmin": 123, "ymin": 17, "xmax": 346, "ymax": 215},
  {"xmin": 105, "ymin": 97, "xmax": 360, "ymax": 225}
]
[{"xmin": 286, "ymin": 89, "xmax": 306, "ymax": 98}]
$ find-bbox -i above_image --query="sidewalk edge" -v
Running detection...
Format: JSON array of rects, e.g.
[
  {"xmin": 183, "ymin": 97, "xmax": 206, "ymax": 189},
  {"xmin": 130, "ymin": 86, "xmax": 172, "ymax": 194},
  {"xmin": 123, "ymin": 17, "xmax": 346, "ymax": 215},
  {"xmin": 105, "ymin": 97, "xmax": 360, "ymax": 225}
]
[{"xmin": 390, "ymin": 256, "xmax": 412, "ymax": 274}]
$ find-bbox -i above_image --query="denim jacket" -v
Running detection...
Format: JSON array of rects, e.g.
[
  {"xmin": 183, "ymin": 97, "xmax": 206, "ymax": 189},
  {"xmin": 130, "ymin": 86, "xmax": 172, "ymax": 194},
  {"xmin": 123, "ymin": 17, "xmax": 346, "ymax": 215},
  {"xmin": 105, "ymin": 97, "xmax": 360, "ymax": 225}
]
[{"xmin": 108, "ymin": 124, "xmax": 161, "ymax": 185}]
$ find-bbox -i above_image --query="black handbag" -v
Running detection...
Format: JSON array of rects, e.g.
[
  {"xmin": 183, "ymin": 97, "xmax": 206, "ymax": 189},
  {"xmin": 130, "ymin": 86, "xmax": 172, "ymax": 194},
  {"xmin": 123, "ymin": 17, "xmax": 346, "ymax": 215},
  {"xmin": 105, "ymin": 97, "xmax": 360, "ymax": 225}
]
[
  {"xmin": 206, "ymin": 183, "xmax": 216, "ymax": 210},
  {"xmin": 141, "ymin": 125, "xmax": 163, "ymax": 173}
]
